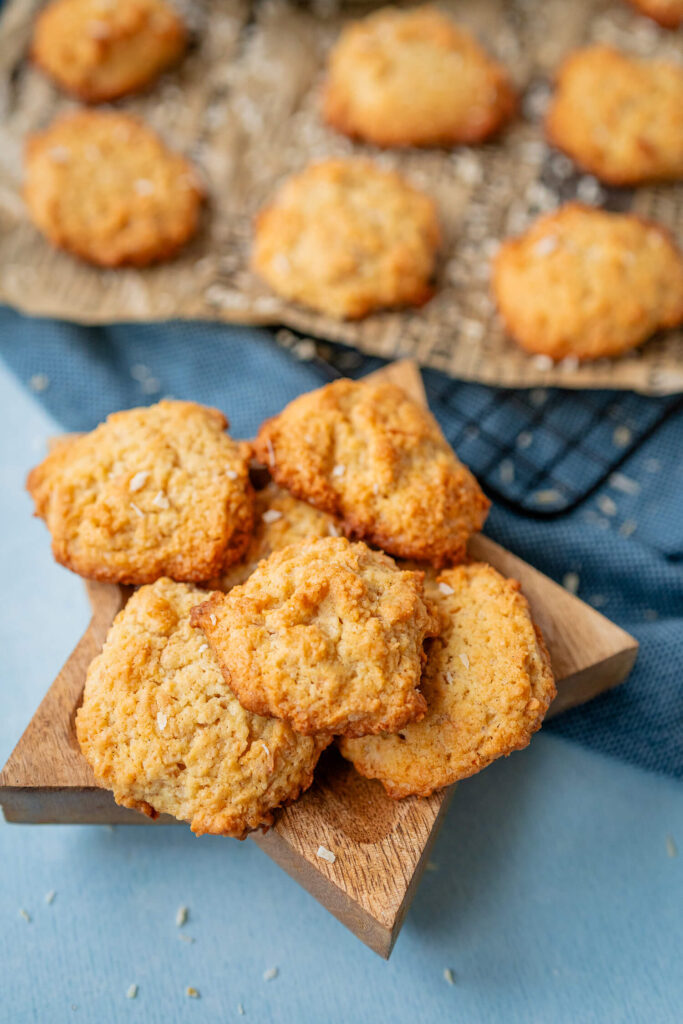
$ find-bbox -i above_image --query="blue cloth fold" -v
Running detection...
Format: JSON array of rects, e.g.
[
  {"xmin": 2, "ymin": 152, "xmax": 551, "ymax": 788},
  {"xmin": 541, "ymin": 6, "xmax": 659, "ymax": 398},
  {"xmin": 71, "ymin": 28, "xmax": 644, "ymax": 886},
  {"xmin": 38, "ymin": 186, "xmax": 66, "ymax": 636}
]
[{"xmin": 1, "ymin": 306, "xmax": 681, "ymax": 779}]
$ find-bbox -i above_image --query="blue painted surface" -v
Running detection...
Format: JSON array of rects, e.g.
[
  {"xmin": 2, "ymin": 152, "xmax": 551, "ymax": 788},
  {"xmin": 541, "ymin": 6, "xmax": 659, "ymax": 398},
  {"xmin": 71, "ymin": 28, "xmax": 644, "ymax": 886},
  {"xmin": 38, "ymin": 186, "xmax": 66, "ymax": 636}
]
[{"xmin": 1, "ymin": 361, "xmax": 682, "ymax": 1024}]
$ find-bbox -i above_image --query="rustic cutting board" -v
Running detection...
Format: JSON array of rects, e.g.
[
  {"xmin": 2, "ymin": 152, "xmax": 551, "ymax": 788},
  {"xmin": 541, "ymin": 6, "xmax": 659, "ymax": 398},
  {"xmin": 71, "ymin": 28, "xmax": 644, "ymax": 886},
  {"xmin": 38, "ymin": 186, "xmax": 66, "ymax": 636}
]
[{"xmin": 0, "ymin": 360, "xmax": 638, "ymax": 957}]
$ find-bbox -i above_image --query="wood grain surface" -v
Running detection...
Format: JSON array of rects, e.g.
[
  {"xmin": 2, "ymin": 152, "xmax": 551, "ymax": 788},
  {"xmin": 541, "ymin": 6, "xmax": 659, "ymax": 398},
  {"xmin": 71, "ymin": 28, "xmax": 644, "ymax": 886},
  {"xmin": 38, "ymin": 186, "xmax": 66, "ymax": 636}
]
[{"xmin": 0, "ymin": 360, "xmax": 638, "ymax": 957}]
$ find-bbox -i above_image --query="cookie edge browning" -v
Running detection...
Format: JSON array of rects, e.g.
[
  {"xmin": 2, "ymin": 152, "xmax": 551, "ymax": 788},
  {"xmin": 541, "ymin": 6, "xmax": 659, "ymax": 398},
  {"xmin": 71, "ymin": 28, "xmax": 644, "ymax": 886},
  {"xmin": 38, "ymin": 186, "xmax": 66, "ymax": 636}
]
[
  {"xmin": 23, "ymin": 112, "xmax": 205, "ymax": 268},
  {"xmin": 322, "ymin": 12, "xmax": 517, "ymax": 147},
  {"xmin": 491, "ymin": 203, "xmax": 683, "ymax": 361},
  {"xmin": 544, "ymin": 46, "xmax": 683, "ymax": 186},
  {"xmin": 30, "ymin": 0, "xmax": 188, "ymax": 104},
  {"xmin": 339, "ymin": 564, "xmax": 557, "ymax": 799},
  {"xmin": 75, "ymin": 579, "xmax": 329, "ymax": 838},
  {"xmin": 253, "ymin": 384, "xmax": 490, "ymax": 566},
  {"xmin": 26, "ymin": 402, "xmax": 255, "ymax": 585}
]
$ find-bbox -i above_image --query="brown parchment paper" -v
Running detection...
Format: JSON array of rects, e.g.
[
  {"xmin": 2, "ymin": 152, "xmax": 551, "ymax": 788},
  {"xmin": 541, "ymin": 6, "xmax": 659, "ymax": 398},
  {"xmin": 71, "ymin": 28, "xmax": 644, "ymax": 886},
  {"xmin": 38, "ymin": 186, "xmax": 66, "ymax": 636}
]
[{"xmin": 1, "ymin": 0, "xmax": 682, "ymax": 393}]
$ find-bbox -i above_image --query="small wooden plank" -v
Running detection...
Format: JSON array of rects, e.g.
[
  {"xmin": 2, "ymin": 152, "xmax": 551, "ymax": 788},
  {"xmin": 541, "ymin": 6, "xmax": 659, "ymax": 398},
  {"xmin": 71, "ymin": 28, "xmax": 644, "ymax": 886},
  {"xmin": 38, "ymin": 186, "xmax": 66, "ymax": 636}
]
[{"xmin": 0, "ymin": 359, "xmax": 638, "ymax": 958}]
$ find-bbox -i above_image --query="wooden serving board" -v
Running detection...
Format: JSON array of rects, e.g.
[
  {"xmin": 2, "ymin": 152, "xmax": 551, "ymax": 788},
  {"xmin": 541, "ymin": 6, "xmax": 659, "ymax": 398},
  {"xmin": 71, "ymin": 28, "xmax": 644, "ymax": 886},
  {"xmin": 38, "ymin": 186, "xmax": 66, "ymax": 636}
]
[{"xmin": 0, "ymin": 360, "xmax": 638, "ymax": 958}]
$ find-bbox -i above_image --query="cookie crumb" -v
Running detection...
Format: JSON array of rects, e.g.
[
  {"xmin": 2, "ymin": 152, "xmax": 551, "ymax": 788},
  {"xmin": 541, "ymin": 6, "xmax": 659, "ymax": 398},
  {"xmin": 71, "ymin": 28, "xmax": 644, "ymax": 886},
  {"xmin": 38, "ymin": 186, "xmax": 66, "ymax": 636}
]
[
  {"xmin": 443, "ymin": 968, "xmax": 455, "ymax": 985},
  {"xmin": 619, "ymin": 519, "xmax": 637, "ymax": 538},
  {"xmin": 263, "ymin": 967, "xmax": 279, "ymax": 982},
  {"xmin": 534, "ymin": 488, "xmax": 561, "ymax": 506},
  {"xmin": 45, "ymin": 890, "xmax": 56, "ymax": 905},
  {"xmin": 666, "ymin": 834, "xmax": 678, "ymax": 858},
  {"xmin": 609, "ymin": 472, "xmax": 640, "ymax": 496},
  {"xmin": 126, "ymin": 984, "xmax": 138, "ymax": 1000},
  {"xmin": 186, "ymin": 987, "xmax": 200, "ymax": 999},
  {"xmin": 612, "ymin": 426, "xmax": 632, "ymax": 448},
  {"xmin": 316, "ymin": 845, "xmax": 336, "ymax": 864},
  {"xmin": 597, "ymin": 495, "xmax": 617, "ymax": 517},
  {"xmin": 176, "ymin": 905, "xmax": 188, "ymax": 927},
  {"xmin": 499, "ymin": 459, "xmax": 514, "ymax": 484},
  {"xmin": 516, "ymin": 431, "xmax": 533, "ymax": 450}
]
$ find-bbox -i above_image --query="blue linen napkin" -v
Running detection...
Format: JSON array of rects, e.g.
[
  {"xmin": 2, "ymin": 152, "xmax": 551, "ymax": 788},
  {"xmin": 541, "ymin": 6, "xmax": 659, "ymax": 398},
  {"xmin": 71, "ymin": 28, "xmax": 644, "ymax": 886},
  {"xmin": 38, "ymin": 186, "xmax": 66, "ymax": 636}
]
[{"xmin": 1, "ymin": 306, "xmax": 681, "ymax": 778}]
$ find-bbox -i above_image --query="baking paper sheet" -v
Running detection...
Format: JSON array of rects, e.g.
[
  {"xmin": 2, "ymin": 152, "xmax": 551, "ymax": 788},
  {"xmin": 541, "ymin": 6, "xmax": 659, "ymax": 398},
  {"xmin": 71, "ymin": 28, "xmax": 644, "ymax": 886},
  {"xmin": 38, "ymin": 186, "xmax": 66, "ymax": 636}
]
[{"xmin": 1, "ymin": 0, "xmax": 682, "ymax": 392}]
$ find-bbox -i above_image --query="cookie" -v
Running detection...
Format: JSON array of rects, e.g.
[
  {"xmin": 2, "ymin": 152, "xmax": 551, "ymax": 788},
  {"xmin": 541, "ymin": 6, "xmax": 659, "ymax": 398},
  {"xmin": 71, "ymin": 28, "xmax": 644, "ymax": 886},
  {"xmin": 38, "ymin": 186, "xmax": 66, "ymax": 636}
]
[
  {"xmin": 339, "ymin": 563, "xmax": 556, "ymax": 798},
  {"xmin": 492, "ymin": 204, "xmax": 683, "ymax": 361},
  {"xmin": 76, "ymin": 578, "xmax": 327, "ymax": 836},
  {"xmin": 27, "ymin": 400, "xmax": 254, "ymax": 585},
  {"xmin": 627, "ymin": 0, "xmax": 683, "ymax": 27},
  {"xmin": 24, "ymin": 111, "xmax": 203, "ymax": 267},
  {"xmin": 545, "ymin": 45, "xmax": 683, "ymax": 184},
  {"xmin": 253, "ymin": 379, "xmax": 489, "ymax": 566},
  {"xmin": 191, "ymin": 537, "xmax": 439, "ymax": 737},
  {"xmin": 31, "ymin": 0, "xmax": 187, "ymax": 103},
  {"xmin": 215, "ymin": 482, "xmax": 341, "ymax": 591},
  {"xmin": 251, "ymin": 159, "xmax": 441, "ymax": 319},
  {"xmin": 323, "ymin": 5, "xmax": 516, "ymax": 147}
]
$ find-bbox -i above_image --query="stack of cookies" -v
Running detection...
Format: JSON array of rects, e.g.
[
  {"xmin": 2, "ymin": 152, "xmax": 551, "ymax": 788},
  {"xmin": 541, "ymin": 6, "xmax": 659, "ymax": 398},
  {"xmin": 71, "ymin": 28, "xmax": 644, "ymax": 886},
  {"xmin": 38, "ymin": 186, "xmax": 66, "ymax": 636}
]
[{"xmin": 28, "ymin": 379, "xmax": 556, "ymax": 838}]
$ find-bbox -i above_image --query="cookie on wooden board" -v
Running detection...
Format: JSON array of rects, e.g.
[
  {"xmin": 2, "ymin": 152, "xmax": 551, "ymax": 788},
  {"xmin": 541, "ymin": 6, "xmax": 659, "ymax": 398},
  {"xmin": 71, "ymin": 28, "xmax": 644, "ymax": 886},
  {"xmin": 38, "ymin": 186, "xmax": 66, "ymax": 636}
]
[
  {"xmin": 76, "ymin": 578, "xmax": 328, "ymax": 837},
  {"xmin": 251, "ymin": 158, "xmax": 441, "ymax": 319},
  {"xmin": 24, "ymin": 111, "xmax": 203, "ymax": 267},
  {"xmin": 492, "ymin": 204, "xmax": 683, "ymax": 361},
  {"xmin": 253, "ymin": 378, "xmax": 489, "ymax": 566},
  {"xmin": 339, "ymin": 563, "xmax": 556, "ymax": 798},
  {"xmin": 31, "ymin": 0, "xmax": 187, "ymax": 102},
  {"xmin": 545, "ymin": 45, "xmax": 683, "ymax": 184},
  {"xmin": 323, "ymin": 5, "xmax": 516, "ymax": 147},
  {"xmin": 192, "ymin": 537, "xmax": 439, "ymax": 738},
  {"xmin": 214, "ymin": 481, "xmax": 341, "ymax": 591},
  {"xmin": 27, "ymin": 400, "xmax": 254, "ymax": 585}
]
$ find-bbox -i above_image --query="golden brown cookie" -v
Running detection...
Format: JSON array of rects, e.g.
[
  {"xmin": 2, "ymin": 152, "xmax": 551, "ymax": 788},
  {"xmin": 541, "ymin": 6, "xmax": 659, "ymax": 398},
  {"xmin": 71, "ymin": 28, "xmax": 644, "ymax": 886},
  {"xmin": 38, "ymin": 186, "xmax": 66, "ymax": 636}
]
[
  {"xmin": 545, "ymin": 45, "xmax": 683, "ymax": 185},
  {"xmin": 31, "ymin": 0, "xmax": 187, "ymax": 102},
  {"xmin": 24, "ymin": 111, "xmax": 203, "ymax": 267},
  {"xmin": 626, "ymin": 0, "xmax": 683, "ymax": 27},
  {"xmin": 492, "ymin": 204, "xmax": 683, "ymax": 361},
  {"xmin": 253, "ymin": 379, "xmax": 489, "ymax": 566},
  {"xmin": 214, "ymin": 482, "xmax": 341, "ymax": 591},
  {"xmin": 76, "ymin": 578, "xmax": 328, "ymax": 836},
  {"xmin": 27, "ymin": 400, "xmax": 254, "ymax": 585},
  {"xmin": 191, "ymin": 537, "xmax": 439, "ymax": 737},
  {"xmin": 339, "ymin": 563, "xmax": 556, "ymax": 798},
  {"xmin": 251, "ymin": 159, "xmax": 441, "ymax": 319},
  {"xmin": 323, "ymin": 5, "xmax": 516, "ymax": 147}
]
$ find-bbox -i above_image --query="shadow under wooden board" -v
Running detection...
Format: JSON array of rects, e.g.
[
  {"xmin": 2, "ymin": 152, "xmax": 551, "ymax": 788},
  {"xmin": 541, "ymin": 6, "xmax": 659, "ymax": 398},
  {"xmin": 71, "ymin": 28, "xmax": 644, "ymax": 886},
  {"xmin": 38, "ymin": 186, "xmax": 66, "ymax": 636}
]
[{"xmin": 0, "ymin": 359, "xmax": 638, "ymax": 958}]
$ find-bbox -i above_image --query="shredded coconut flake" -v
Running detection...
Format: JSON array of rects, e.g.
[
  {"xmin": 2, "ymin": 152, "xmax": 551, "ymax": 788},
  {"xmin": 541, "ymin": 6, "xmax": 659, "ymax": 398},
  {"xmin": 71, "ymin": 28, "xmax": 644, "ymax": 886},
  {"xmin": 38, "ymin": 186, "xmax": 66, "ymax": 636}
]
[
  {"xmin": 532, "ymin": 354, "xmax": 554, "ymax": 371},
  {"xmin": 266, "ymin": 439, "xmax": 275, "ymax": 467},
  {"xmin": 48, "ymin": 145, "xmax": 70, "ymax": 164},
  {"xmin": 226, "ymin": 469, "xmax": 238, "ymax": 480},
  {"xmin": 619, "ymin": 519, "xmax": 637, "ymax": 538},
  {"xmin": 438, "ymin": 582, "xmax": 454, "ymax": 596},
  {"xmin": 316, "ymin": 845, "xmax": 336, "ymax": 864},
  {"xmin": 152, "ymin": 490, "xmax": 169, "ymax": 509},
  {"xmin": 609, "ymin": 472, "xmax": 640, "ymax": 496},
  {"xmin": 533, "ymin": 235, "xmax": 558, "ymax": 257},
  {"xmin": 534, "ymin": 488, "xmax": 561, "ymax": 506},
  {"xmin": 459, "ymin": 652, "xmax": 470, "ymax": 669},
  {"xmin": 198, "ymin": 643, "xmax": 208, "ymax": 653},
  {"xmin": 129, "ymin": 471, "xmax": 149, "ymax": 493},
  {"xmin": 210, "ymin": 614, "xmax": 217, "ymax": 626},
  {"xmin": 130, "ymin": 502, "xmax": 144, "ymax": 518},
  {"xmin": 499, "ymin": 459, "xmax": 515, "ymax": 484},
  {"xmin": 562, "ymin": 572, "xmax": 580, "ymax": 595},
  {"xmin": 134, "ymin": 178, "xmax": 155, "ymax": 196},
  {"xmin": 263, "ymin": 967, "xmax": 279, "ymax": 982},
  {"xmin": 19, "ymin": 908, "xmax": 31, "ymax": 923},
  {"xmin": 327, "ymin": 523, "xmax": 339, "ymax": 537},
  {"xmin": 332, "ymin": 464, "xmax": 345, "ymax": 478},
  {"xmin": 179, "ymin": 934, "xmax": 195, "ymax": 944},
  {"xmin": 156, "ymin": 711, "xmax": 168, "ymax": 731},
  {"xmin": 597, "ymin": 495, "xmax": 617, "ymax": 517},
  {"xmin": 126, "ymin": 984, "xmax": 138, "ymax": 1000},
  {"xmin": 666, "ymin": 834, "xmax": 678, "ymax": 858},
  {"xmin": 516, "ymin": 431, "xmax": 533, "ymax": 450},
  {"xmin": 238, "ymin": 1004, "xmax": 245, "ymax": 1015},
  {"xmin": 262, "ymin": 509, "xmax": 283, "ymax": 524},
  {"xmin": 612, "ymin": 426, "xmax": 632, "ymax": 448},
  {"xmin": 176, "ymin": 905, "xmax": 188, "ymax": 927},
  {"xmin": 45, "ymin": 890, "xmax": 56, "ymax": 905},
  {"xmin": 29, "ymin": 373, "xmax": 50, "ymax": 392},
  {"xmin": 443, "ymin": 968, "xmax": 455, "ymax": 986}
]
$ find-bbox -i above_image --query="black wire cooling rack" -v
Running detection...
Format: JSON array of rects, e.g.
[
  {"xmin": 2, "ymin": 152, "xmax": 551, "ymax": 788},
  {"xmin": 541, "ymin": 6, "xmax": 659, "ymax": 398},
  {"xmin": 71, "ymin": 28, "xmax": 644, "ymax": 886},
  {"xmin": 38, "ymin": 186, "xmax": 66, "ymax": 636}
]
[{"xmin": 277, "ymin": 333, "xmax": 683, "ymax": 520}]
